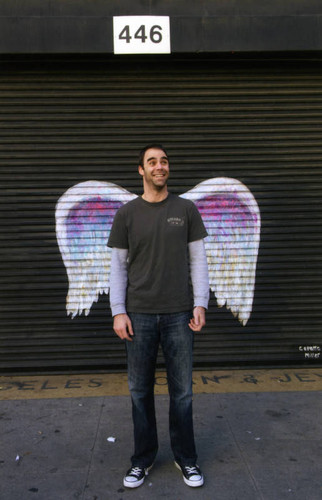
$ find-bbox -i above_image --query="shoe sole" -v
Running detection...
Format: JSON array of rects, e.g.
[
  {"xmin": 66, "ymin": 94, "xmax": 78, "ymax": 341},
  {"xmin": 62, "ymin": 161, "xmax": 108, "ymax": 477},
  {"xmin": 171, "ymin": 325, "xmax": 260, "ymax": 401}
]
[
  {"xmin": 123, "ymin": 476, "xmax": 145, "ymax": 489},
  {"xmin": 123, "ymin": 464, "xmax": 154, "ymax": 489},
  {"xmin": 174, "ymin": 461, "xmax": 204, "ymax": 487}
]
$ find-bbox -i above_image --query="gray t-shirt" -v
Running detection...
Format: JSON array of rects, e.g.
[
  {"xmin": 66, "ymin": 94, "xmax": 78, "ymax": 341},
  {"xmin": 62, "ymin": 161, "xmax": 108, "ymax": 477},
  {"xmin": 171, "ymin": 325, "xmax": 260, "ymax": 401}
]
[{"xmin": 107, "ymin": 193, "xmax": 207, "ymax": 313}]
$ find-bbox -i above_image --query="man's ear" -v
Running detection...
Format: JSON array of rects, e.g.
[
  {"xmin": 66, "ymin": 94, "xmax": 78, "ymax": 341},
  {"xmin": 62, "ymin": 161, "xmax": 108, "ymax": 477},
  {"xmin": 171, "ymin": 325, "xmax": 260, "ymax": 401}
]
[{"xmin": 138, "ymin": 165, "xmax": 144, "ymax": 177}]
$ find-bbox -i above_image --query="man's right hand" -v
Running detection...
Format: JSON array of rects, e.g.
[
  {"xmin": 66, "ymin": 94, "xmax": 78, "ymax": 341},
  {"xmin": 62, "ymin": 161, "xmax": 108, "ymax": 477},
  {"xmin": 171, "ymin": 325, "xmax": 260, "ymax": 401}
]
[{"xmin": 113, "ymin": 313, "xmax": 134, "ymax": 341}]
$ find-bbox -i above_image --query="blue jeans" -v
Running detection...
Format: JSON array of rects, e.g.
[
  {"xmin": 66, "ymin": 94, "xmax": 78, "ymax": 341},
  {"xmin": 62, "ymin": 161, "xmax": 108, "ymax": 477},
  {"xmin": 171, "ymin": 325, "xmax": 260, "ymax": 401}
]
[{"xmin": 126, "ymin": 311, "xmax": 197, "ymax": 468}]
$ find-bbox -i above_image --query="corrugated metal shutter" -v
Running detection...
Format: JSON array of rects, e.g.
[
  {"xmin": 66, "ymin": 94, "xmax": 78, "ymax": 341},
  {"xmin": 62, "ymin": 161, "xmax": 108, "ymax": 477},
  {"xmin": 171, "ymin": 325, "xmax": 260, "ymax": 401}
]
[{"xmin": 1, "ymin": 54, "xmax": 322, "ymax": 373}]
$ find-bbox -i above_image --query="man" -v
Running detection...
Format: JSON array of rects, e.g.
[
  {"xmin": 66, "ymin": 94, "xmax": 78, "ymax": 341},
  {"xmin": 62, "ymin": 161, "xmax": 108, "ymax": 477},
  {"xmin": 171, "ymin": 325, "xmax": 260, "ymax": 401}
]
[{"xmin": 108, "ymin": 144, "xmax": 209, "ymax": 488}]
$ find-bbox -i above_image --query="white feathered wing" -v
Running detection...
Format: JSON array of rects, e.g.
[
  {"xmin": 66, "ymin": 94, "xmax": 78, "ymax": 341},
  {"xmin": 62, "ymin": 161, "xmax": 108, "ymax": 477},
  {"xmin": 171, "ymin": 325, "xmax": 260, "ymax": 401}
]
[
  {"xmin": 55, "ymin": 180, "xmax": 137, "ymax": 318},
  {"xmin": 181, "ymin": 177, "xmax": 260, "ymax": 325}
]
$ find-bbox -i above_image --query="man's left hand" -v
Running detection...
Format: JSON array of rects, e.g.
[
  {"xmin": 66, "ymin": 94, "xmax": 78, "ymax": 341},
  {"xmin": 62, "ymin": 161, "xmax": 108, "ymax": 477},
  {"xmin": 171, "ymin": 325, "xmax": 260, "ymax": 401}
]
[{"xmin": 189, "ymin": 306, "xmax": 206, "ymax": 332}]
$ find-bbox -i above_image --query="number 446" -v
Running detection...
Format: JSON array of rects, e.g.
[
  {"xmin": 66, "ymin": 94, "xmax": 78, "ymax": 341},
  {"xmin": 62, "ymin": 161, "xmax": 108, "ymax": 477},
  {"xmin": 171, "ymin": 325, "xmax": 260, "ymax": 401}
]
[{"xmin": 119, "ymin": 25, "xmax": 163, "ymax": 44}]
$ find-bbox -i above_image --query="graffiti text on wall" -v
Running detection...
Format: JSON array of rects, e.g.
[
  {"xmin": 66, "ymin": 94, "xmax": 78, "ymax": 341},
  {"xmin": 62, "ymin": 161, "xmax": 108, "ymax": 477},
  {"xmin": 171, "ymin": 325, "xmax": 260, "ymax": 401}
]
[{"xmin": 299, "ymin": 345, "xmax": 321, "ymax": 360}]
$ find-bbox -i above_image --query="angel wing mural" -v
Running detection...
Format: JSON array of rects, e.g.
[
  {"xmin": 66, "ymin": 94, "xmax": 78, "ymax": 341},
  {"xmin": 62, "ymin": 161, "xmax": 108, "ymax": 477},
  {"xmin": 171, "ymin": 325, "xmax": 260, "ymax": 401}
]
[
  {"xmin": 55, "ymin": 181, "xmax": 137, "ymax": 318},
  {"xmin": 55, "ymin": 178, "xmax": 260, "ymax": 325}
]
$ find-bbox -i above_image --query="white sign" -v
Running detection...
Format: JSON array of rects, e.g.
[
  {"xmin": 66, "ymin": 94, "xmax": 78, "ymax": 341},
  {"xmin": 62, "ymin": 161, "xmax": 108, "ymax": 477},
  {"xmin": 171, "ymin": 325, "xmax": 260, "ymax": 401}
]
[{"xmin": 113, "ymin": 16, "xmax": 171, "ymax": 54}]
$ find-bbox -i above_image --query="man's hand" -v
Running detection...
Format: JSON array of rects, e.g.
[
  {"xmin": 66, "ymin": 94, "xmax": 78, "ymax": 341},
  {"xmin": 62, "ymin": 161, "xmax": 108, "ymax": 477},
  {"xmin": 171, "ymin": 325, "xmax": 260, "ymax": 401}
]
[
  {"xmin": 189, "ymin": 306, "xmax": 206, "ymax": 332},
  {"xmin": 113, "ymin": 313, "xmax": 134, "ymax": 341}
]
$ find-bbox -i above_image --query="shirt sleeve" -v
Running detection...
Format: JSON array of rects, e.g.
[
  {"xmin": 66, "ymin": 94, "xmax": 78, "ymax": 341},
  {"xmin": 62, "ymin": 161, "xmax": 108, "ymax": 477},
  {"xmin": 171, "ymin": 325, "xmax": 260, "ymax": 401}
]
[
  {"xmin": 187, "ymin": 202, "xmax": 208, "ymax": 243},
  {"xmin": 109, "ymin": 247, "xmax": 128, "ymax": 316},
  {"xmin": 107, "ymin": 207, "xmax": 129, "ymax": 249},
  {"xmin": 188, "ymin": 239, "xmax": 209, "ymax": 309}
]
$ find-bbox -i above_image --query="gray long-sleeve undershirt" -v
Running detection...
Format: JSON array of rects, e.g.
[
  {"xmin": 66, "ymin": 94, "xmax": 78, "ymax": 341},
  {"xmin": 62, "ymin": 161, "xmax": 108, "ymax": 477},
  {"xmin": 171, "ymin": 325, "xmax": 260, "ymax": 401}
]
[{"xmin": 109, "ymin": 239, "xmax": 209, "ymax": 317}]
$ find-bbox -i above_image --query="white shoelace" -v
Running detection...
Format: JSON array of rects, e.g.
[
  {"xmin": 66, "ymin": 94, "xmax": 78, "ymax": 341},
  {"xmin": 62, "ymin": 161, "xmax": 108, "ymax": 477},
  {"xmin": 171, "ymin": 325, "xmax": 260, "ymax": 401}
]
[
  {"xmin": 184, "ymin": 466, "xmax": 200, "ymax": 476},
  {"xmin": 129, "ymin": 467, "xmax": 144, "ymax": 477}
]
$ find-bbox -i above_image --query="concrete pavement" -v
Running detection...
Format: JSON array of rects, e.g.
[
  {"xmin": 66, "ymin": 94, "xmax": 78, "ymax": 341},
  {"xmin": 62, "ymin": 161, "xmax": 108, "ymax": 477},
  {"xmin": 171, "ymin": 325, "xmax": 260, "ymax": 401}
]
[{"xmin": 1, "ymin": 383, "xmax": 322, "ymax": 500}]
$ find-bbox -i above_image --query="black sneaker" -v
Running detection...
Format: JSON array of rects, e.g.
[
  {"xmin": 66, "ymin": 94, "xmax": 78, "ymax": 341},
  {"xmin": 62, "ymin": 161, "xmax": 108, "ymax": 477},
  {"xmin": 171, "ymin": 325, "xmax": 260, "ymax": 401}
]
[
  {"xmin": 123, "ymin": 464, "xmax": 153, "ymax": 488},
  {"xmin": 175, "ymin": 461, "xmax": 204, "ymax": 487}
]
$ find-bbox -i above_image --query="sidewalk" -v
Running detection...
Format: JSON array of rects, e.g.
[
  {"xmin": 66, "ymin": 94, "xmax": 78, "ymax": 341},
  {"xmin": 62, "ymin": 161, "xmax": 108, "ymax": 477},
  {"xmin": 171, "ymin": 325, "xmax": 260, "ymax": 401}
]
[{"xmin": 0, "ymin": 381, "xmax": 322, "ymax": 499}]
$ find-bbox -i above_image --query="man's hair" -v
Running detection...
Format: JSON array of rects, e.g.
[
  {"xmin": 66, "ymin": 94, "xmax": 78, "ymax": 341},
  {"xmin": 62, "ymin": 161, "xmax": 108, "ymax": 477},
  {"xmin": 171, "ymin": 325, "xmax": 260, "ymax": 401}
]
[{"xmin": 138, "ymin": 144, "xmax": 169, "ymax": 167}]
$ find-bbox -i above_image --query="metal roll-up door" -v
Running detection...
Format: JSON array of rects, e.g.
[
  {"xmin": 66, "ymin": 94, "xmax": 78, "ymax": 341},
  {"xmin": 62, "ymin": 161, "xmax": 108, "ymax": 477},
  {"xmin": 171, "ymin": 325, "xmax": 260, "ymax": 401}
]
[{"xmin": 1, "ymin": 54, "xmax": 321, "ymax": 373}]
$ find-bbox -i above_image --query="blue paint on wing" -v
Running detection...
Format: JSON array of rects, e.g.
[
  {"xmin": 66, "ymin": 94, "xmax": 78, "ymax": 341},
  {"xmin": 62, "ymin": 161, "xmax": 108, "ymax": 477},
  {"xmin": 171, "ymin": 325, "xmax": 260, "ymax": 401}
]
[
  {"xmin": 66, "ymin": 197, "xmax": 122, "ymax": 260},
  {"xmin": 194, "ymin": 194, "xmax": 256, "ymax": 243}
]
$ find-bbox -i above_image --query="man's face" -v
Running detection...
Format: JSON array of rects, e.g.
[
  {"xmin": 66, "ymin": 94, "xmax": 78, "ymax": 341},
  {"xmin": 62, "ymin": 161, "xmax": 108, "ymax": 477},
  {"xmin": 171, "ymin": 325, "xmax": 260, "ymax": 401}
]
[{"xmin": 139, "ymin": 148, "xmax": 169, "ymax": 189}]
